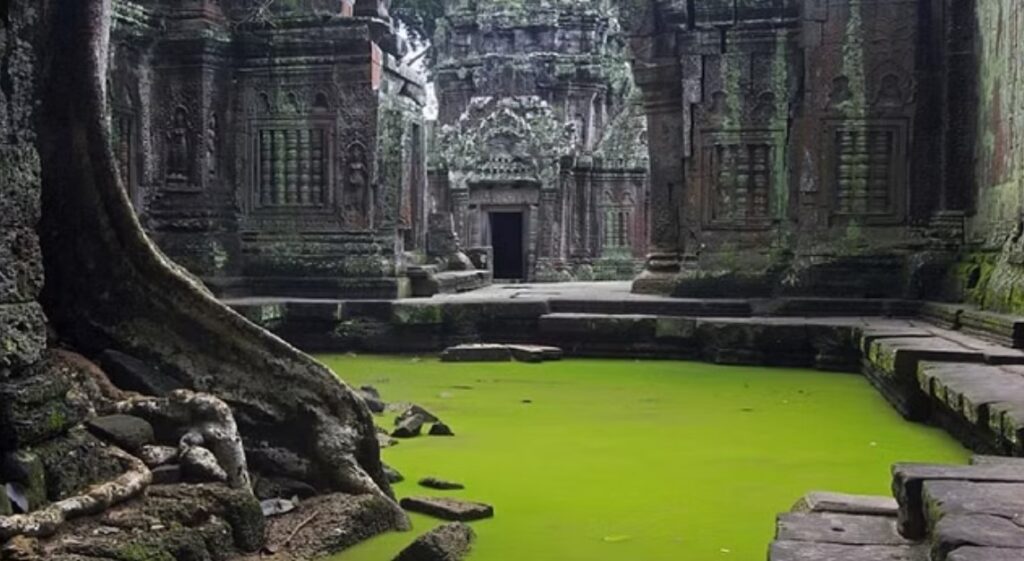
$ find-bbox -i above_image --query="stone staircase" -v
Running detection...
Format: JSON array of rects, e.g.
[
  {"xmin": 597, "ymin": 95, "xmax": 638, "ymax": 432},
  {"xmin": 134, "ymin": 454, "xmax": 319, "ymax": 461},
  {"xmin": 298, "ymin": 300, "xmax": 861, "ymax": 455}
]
[{"xmin": 770, "ymin": 458, "xmax": 1024, "ymax": 561}]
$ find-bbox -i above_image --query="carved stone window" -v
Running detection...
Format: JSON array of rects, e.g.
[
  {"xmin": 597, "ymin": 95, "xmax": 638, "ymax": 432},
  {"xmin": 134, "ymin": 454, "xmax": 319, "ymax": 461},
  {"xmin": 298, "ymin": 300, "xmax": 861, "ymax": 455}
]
[
  {"xmin": 603, "ymin": 209, "xmax": 630, "ymax": 249},
  {"xmin": 255, "ymin": 127, "xmax": 329, "ymax": 208},
  {"xmin": 700, "ymin": 131, "xmax": 777, "ymax": 229},
  {"xmin": 824, "ymin": 120, "xmax": 907, "ymax": 223}
]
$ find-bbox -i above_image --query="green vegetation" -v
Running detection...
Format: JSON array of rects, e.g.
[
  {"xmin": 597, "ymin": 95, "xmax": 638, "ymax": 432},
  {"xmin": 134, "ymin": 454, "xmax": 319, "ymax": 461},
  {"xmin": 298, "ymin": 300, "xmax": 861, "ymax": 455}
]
[{"xmin": 321, "ymin": 355, "xmax": 968, "ymax": 561}]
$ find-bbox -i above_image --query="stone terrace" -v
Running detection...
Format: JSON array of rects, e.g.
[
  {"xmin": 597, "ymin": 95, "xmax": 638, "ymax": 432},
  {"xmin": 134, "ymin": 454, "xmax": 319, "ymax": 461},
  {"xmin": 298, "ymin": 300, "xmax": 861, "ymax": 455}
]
[{"xmin": 227, "ymin": 283, "xmax": 1024, "ymax": 560}]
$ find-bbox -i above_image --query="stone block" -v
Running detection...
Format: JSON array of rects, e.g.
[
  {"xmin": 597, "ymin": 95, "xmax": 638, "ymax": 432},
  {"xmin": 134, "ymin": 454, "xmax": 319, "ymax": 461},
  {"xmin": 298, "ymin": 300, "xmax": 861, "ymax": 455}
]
[
  {"xmin": 960, "ymin": 309, "xmax": 1024, "ymax": 349},
  {"xmin": 392, "ymin": 302, "xmax": 443, "ymax": 326},
  {"xmin": 769, "ymin": 541, "xmax": 927, "ymax": 561},
  {"xmin": 440, "ymin": 344, "xmax": 512, "ymax": 363},
  {"xmin": 776, "ymin": 512, "xmax": 910, "ymax": 546},
  {"xmin": 892, "ymin": 463, "xmax": 1024, "ymax": 539},
  {"xmin": 0, "ymin": 226, "xmax": 43, "ymax": 304},
  {"xmin": 920, "ymin": 302, "xmax": 964, "ymax": 330},
  {"xmin": 0, "ymin": 302, "xmax": 47, "ymax": 372},
  {"xmin": 923, "ymin": 481, "xmax": 1024, "ymax": 529},
  {"xmin": 98, "ymin": 349, "xmax": 184, "ymax": 396},
  {"xmin": 791, "ymin": 492, "xmax": 898, "ymax": 517},
  {"xmin": 399, "ymin": 497, "xmax": 494, "ymax": 522},
  {"xmin": 0, "ymin": 144, "xmax": 41, "ymax": 228},
  {"xmin": 948, "ymin": 547, "xmax": 1024, "ymax": 561},
  {"xmin": 0, "ymin": 365, "xmax": 87, "ymax": 448},
  {"xmin": 655, "ymin": 317, "xmax": 696, "ymax": 340},
  {"xmin": 539, "ymin": 313, "xmax": 658, "ymax": 341},
  {"xmin": 394, "ymin": 522, "xmax": 475, "ymax": 561},
  {"xmin": 33, "ymin": 429, "xmax": 125, "ymax": 502},
  {"xmin": 933, "ymin": 514, "xmax": 1024, "ymax": 555},
  {"xmin": 507, "ymin": 345, "xmax": 562, "ymax": 363},
  {"xmin": 86, "ymin": 415, "xmax": 155, "ymax": 453}
]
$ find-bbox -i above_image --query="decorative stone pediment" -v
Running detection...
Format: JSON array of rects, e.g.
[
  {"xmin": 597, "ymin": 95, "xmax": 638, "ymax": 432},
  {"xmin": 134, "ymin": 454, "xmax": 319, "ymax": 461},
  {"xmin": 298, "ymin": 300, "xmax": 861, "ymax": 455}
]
[{"xmin": 438, "ymin": 96, "xmax": 574, "ymax": 189}]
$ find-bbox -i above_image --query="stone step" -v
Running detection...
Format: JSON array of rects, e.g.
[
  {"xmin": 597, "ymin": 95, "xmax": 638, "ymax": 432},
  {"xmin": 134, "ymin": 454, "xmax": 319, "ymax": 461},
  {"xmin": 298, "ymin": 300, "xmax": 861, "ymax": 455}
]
[
  {"xmin": 917, "ymin": 362, "xmax": 1024, "ymax": 453},
  {"xmin": 947, "ymin": 547, "xmax": 1024, "ymax": 561},
  {"xmin": 769, "ymin": 540, "xmax": 927, "ymax": 561},
  {"xmin": 932, "ymin": 514, "xmax": 1024, "ymax": 559},
  {"xmin": 776, "ymin": 512, "xmax": 911, "ymax": 546},
  {"xmin": 547, "ymin": 297, "xmax": 750, "ymax": 317},
  {"xmin": 864, "ymin": 334, "xmax": 1024, "ymax": 421},
  {"xmin": 960, "ymin": 308, "xmax": 1024, "ymax": 349},
  {"xmin": 892, "ymin": 463, "xmax": 1024, "ymax": 539},
  {"xmin": 791, "ymin": 492, "xmax": 898, "ymax": 517}
]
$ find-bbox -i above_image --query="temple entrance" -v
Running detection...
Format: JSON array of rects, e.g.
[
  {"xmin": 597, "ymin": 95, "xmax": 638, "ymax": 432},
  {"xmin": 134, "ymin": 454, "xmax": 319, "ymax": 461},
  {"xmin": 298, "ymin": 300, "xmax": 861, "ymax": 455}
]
[{"xmin": 489, "ymin": 211, "xmax": 525, "ymax": 280}]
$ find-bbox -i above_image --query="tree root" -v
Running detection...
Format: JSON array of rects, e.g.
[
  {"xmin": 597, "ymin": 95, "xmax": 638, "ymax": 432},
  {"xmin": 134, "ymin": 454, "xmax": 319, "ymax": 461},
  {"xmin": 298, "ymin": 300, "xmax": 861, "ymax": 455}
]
[
  {"xmin": 116, "ymin": 390, "xmax": 252, "ymax": 491},
  {"xmin": 0, "ymin": 446, "xmax": 151, "ymax": 541}
]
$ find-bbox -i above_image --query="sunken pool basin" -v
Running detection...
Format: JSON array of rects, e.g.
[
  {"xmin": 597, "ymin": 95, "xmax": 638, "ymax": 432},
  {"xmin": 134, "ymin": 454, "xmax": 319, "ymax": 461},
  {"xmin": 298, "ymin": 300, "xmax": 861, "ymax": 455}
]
[{"xmin": 321, "ymin": 355, "xmax": 968, "ymax": 561}]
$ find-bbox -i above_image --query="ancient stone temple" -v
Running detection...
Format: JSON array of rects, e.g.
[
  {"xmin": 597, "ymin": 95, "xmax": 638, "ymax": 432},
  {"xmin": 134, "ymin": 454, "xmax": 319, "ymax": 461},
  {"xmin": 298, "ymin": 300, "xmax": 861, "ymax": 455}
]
[
  {"xmin": 623, "ymin": 0, "xmax": 966, "ymax": 298},
  {"xmin": 108, "ymin": 0, "xmax": 430, "ymax": 298},
  {"xmin": 430, "ymin": 0, "xmax": 650, "ymax": 282}
]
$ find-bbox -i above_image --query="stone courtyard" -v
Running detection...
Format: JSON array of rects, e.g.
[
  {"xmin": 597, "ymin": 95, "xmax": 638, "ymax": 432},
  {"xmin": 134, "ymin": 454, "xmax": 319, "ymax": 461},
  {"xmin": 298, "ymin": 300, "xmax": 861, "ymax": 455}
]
[{"xmin": 3, "ymin": 0, "xmax": 1024, "ymax": 560}]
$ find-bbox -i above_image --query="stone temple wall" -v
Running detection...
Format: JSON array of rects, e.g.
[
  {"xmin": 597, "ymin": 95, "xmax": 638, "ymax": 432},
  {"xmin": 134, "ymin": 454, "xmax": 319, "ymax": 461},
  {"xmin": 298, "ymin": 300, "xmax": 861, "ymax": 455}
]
[
  {"xmin": 624, "ymin": 0, "xmax": 957, "ymax": 298},
  {"xmin": 953, "ymin": 0, "xmax": 1024, "ymax": 313},
  {"xmin": 107, "ymin": 0, "xmax": 430, "ymax": 299},
  {"xmin": 431, "ymin": 0, "xmax": 651, "ymax": 282}
]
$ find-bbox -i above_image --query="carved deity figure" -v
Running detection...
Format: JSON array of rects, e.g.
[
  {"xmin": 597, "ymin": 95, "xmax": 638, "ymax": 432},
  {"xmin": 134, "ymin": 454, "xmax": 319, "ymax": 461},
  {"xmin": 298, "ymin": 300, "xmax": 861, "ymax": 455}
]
[
  {"xmin": 166, "ymin": 107, "xmax": 191, "ymax": 184},
  {"xmin": 344, "ymin": 143, "xmax": 372, "ymax": 229}
]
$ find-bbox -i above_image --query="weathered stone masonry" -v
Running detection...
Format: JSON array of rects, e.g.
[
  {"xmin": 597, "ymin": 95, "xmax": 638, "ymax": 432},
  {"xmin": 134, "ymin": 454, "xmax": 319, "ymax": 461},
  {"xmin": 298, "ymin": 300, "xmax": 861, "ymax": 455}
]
[
  {"xmin": 431, "ymin": 0, "xmax": 651, "ymax": 283},
  {"xmin": 109, "ymin": 0, "xmax": 430, "ymax": 299},
  {"xmin": 623, "ymin": 0, "xmax": 977, "ymax": 299}
]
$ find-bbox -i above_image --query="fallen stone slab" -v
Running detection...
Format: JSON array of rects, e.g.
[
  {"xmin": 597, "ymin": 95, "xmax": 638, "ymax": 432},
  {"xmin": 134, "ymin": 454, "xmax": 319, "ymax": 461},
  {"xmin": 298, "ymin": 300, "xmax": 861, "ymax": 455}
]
[
  {"xmin": 394, "ymin": 522, "xmax": 475, "ymax": 561},
  {"xmin": 776, "ymin": 512, "xmax": 910, "ymax": 546},
  {"xmin": 440, "ymin": 344, "xmax": 512, "ymax": 362},
  {"xmin": 769, "ymin": 540, "xmax": 927, "ymax": 561},
  {"xmin": 85, "ymin": 414, "xmax": 154, "ymax": 453},
  {"xmin": 507, "ymin": 345, "xmax": 563, "ymax": 363},
  {"xmin": 399, "ymin": 497, "xmax": 494, "ymax": 521},
  {"xmin": 947, "ymin": 547, "xmax": 1024, "ymax": 561},
  {"xmin": 419, "ymin": 478, "xmax": 465, "ymax": 490},
  {"xmin": 791, "ymin": 492, "xmax": 898, "ymax": 517},
  {"xmin": 933, "ymin": 514, "xmax": 1024, "ymax": 556}
]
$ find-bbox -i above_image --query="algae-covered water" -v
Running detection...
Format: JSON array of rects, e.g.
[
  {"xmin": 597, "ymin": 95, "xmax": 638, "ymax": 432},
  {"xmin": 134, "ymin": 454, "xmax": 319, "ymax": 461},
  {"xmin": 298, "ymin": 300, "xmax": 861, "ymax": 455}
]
[{"xmin": 320, "ymin": 355, "xmax": 968, "ymax": 561}]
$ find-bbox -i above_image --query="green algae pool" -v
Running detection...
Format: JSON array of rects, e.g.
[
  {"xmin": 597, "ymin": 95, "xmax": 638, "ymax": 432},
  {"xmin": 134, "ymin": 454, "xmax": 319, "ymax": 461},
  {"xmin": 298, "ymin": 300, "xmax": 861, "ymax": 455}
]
[{"xmin": 320, "ymin": 355, "xmax": 969, "ymax": 561}]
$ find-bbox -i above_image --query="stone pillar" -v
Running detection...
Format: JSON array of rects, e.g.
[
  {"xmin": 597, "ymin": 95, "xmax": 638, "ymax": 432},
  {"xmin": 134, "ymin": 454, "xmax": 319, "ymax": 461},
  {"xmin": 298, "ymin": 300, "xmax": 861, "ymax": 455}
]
[{"xmin": 632, "ymin": 60, "xmax": 685, "ymax": 291}]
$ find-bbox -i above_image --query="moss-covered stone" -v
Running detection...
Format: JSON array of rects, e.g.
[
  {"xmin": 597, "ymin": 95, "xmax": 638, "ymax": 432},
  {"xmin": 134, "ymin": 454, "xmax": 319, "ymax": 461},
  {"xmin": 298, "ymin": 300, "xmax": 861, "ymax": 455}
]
[{"xmin": 392, "ymin": 303, "xmax": 443, "ymax": 325}]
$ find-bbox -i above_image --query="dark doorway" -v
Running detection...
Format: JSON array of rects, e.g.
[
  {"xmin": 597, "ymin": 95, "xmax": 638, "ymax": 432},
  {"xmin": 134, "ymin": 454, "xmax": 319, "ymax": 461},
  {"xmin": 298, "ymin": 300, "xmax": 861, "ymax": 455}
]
[{"xmin": 490, "ymin": 211, "xmax": 525, "ymax": 280}]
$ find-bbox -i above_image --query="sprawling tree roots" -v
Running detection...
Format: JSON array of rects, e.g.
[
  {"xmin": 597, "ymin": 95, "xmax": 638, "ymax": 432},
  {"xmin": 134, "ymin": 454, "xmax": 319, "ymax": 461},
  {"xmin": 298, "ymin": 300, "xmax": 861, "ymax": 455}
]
[
  {"xmin": 1, "ymin": 0, "xmax": 401, "ymax": 543},
  {"xmin": 0, "ymin": 447, "xmax": 150, "ymax": 541}
]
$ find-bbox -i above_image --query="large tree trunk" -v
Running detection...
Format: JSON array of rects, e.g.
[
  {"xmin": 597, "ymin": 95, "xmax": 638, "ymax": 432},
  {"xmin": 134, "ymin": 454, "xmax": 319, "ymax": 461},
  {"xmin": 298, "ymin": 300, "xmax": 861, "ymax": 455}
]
[{"xmin": 35, "ymin": 0, "xmax": 394, "ymax": 502}]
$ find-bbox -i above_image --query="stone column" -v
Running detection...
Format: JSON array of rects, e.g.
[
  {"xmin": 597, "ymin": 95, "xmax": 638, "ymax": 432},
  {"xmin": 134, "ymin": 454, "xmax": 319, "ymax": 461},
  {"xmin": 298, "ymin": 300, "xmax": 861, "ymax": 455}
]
[{"xmin": 631, "ymin": 59, "xmax": 685, "ymax": 292}]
